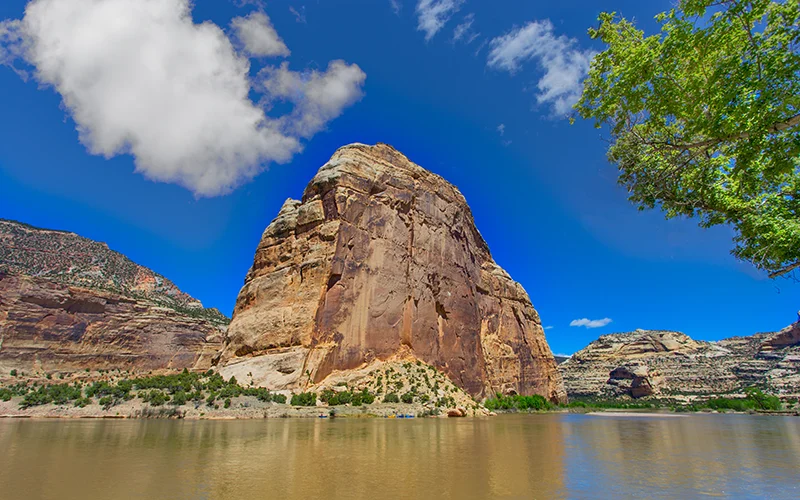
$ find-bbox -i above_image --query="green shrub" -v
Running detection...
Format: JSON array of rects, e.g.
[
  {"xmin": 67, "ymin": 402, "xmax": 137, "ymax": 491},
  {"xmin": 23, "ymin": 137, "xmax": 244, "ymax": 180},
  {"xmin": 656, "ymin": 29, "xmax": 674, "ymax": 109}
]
[
  {"xmin": 10, "ymin": 369, "xmax": 17, "ymax": 377},
  {"xmin": 361, "ymin": 389, "xmax": 375, "ymax": 405},
  {"xmin": 98, "ymin": 396, "xmax": 114, "ymax": 409},
  {"xmin": 484, "ymin": 394, "xmax": 552, "ymax": 411},
  {"xmin": 401, "ymin": 392, "xmax": 414, "ymax": 404},
  {"xmin": 171, "ymin": 391, "xmax": 188, "ymax": 406},
  {"xmin": 290, "ymin": 392, "xmax": 317, "ymax": 406},
  {"xmin": 224, "ymin": 398, "xmax": 231, "ymax": 409},
  {"xmin": 383, "ymin": 393, "xmax": 400, "ymax": 403},
  {"xmin": 142, "ymin": 390, "xmax": 169, "ymax": 407},
  {"xmin": 272, "ymin": 394, "xmax": 287, "ymax": 404}
]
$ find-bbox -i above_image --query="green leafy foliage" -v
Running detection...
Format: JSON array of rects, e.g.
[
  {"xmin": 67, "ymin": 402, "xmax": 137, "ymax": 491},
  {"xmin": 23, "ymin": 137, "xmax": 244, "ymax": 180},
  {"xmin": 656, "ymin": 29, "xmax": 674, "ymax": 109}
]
[
  {"xmin": 382, "ymin": 392, "xmax": 400, "ymax": 403},
  {"xmin": 576, "ymin": 0, "xmax": 800, "ymax": 277},
  {"xmin": 20, "ymin": 383, "xmax": 83, "ymax": 408},
  {"xmin": 290, "ymin": 392, "xmax": 317, "ymax": 406},
  {"xmin": 484, "ymin": 394, "xmax": 552, "ymax": 411}
]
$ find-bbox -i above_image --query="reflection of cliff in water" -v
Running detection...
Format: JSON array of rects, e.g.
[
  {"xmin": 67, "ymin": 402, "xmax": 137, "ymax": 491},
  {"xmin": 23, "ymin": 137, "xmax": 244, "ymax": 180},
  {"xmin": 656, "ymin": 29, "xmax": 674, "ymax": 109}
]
[
  {"xmin": 1, "ymin": 415, "xmax": 799, "ymax": 499},
  {"xmin": 0, "ymin": 416, "xmax": 567, "ymax": 500}
]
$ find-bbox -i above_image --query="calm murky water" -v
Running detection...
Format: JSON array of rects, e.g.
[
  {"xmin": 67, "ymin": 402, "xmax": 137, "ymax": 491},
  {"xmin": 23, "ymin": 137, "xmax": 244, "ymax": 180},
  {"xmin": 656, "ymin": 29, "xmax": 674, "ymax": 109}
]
[{"xmin": 1, "ymin": 414, "xmax": 798, "ymax": 499}]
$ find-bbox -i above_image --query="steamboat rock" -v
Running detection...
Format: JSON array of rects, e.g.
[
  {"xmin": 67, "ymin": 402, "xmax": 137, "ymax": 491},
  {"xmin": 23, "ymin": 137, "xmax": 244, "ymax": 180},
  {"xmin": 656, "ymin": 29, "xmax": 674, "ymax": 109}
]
[{"xmin": 217, "ymin": 143, "xmax": 566, "ymax": 402}]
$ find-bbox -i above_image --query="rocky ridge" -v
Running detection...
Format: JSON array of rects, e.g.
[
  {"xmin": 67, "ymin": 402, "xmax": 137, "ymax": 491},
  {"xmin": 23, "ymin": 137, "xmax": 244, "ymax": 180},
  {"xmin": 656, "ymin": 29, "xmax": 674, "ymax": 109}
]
[
  {"xmin": 0, "ymin": 220, "xmax": 226, "ymax": 376},
  {"xmin": 0, "ymin": 219, "xmax": 227, "ymax": 326},
  {"xmin": 559, "ymin": 326, "xmax": 800, "ymax": 400},
  {"xmin": 217, "ymin": 143, "xmax": 566, "ymax": 402}
]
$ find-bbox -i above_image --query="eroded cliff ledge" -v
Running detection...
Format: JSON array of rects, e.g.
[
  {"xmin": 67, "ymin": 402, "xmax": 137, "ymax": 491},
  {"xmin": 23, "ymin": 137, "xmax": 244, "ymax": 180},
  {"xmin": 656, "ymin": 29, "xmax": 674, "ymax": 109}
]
[{"xmin": 217, "ymin": 143, "xmax": 566, "ymax": 402}]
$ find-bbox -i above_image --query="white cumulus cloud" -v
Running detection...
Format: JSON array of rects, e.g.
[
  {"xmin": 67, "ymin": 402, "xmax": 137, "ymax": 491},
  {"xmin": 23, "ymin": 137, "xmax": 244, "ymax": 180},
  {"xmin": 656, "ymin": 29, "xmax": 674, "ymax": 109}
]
[
  {"xmin": 259, "ymin": 60, "xmax": 366, "ymax": 139},
  {"xmin": 487, "ymin": 20, "xmax": 595, "ymax": 115},
  {"xmin": 0, "ymin": 0, "xmax": 365, "ymax": 197},
  {"xmin": 231, "ymin": 11, "xmax": 290, "ymax": 58},
  {"xmin": 570, "ymin": 318, "xmax": 612, "ymax": 329},
  {"xmin": 416, "ymin": 0, "xmax": 464, "ymax": 41}
]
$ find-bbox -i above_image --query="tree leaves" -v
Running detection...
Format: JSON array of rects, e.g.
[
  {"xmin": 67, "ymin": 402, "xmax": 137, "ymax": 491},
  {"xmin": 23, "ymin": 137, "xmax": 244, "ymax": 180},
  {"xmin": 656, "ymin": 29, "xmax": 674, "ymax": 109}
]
[{"xmin": 576, "ymin": 0, "xmax": 800, "ymax": 277}]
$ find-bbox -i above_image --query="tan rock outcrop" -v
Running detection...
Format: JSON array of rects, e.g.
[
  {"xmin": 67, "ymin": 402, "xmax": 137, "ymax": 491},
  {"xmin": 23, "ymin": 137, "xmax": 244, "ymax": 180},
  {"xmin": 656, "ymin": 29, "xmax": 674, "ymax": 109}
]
[
  {"xmin": 559, "ymin": 327, "xmax": 800, "ymax": 400},
  {"xmin": 0, "ymin": 273, "xmax": 223, "ymax": 374},
  {"xmin": 218, "ymin": 143, "xmax": 565, "ymax": 402}
]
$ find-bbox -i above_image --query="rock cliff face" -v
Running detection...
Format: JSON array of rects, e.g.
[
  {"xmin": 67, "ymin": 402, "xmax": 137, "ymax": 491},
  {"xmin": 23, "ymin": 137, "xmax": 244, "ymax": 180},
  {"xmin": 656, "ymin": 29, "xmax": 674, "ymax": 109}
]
[
  {"xmin": 559, "ymin": 327, "xmax": 800, "ymax": 400},
  {"xmin": 218, "ymin": 143, "xmax": 565, "ymax": 402},
  {"xmin": 0, "ymin": 273, "xmax": 223, "ymax": 374},
  {"xmin": 0, "ymin": 219, "xmax": 227, "ymax": 326},
  {"xmin": 0, "ymin": 219, "xmax": 226, "ymax": 375}
]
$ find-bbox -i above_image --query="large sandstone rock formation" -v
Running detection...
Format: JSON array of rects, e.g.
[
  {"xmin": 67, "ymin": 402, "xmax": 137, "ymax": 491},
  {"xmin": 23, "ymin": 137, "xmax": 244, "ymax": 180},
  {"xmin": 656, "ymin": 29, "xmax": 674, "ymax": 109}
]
[
  {"xmin": 0, "ymin": 273, "xmax": 223, "ymax": 374},
  {"xmin": 559, "ymin": 327, "xmax": 800, "ymax": 400},
  {"xmin": 217, "ymin": 143, "xmax": 566, "ymax": 402}
]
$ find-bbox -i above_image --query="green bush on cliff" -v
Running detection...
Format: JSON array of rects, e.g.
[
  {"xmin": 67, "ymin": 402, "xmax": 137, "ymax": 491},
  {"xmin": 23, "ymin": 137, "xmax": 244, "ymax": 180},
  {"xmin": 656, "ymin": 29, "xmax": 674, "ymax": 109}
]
[
  {"xmin": 290, "ymin": 392, "xmax": 317, "ymax": 406},
  {"xmin": 142, "ymin": 390, "xmax": 170, "ymax": 406},
  {"xmin": 98, "ymin": 396, "xmax": 115, "ymax": 409},
  {"xmin": 10, "ymin": 369, "xmax": 17, "ymax": 377},
  {"xmin": 383, "ymin": 393, "xmax": 400, "ymax": 403},
  {"xmin": 272, "ymin": 394, "xmax": 287, "ymax": 404}
]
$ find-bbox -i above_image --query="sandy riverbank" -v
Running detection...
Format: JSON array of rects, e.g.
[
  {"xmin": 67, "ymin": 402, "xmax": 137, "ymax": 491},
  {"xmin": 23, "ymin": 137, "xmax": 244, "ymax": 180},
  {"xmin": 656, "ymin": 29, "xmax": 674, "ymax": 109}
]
[{"xmin": 0, "ymin": 395, "xmax": 483, "ymax": 419}]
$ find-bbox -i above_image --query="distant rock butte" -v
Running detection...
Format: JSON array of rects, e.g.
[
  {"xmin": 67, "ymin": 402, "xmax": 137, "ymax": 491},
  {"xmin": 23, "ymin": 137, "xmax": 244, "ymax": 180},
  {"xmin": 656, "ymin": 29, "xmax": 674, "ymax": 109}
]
[
  {"xmin": 217, "ymin": 143, "xmax": 566, "ymax": 402},
  {"xmin": 559, "ymin": 327, "xmax": 800, "ymax": 400}
]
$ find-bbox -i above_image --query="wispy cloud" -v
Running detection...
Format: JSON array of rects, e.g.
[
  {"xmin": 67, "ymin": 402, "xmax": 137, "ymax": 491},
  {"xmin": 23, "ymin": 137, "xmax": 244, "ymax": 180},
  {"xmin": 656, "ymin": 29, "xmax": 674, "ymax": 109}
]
[
  {"xmin": 570, "ymin": 318, "xmax": 612, "ymax": 329},
  {"xmin": 487, "ymin": 20, "xmax": 595, "ymax": 115},
  {"xmin": 544, "ymin": 325, "xmax": 554, "ymax": 330},
  {"xmin": 390, "ymin": 0, "xmax": 402, "ymax": 15},
  {"xmin": 416, "ymin": 0, "xmax": 464, "ymax": 41},
  {"xmin": 0, "ymin": 0, "xmax": 365, "ymax": 197},
  {"xmin": 497, "ymin": 124, "xmax": 505, "ymax": 136},
  {"xmin": 289, "ymin": 5, "xmax": 306, "ymax": 24},
  {"xmin": 452, "ymin": 13, "xmax": 478, "ymax": 44},
  {"xmin": 231, "ymin": 12, "xmax": 290, "ymax": 58}
]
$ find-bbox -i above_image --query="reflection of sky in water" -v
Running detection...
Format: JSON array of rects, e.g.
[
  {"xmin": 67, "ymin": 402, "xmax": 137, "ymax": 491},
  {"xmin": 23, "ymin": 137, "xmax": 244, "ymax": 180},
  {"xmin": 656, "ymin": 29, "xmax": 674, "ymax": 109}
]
[
  {"xmin": 562, "ymin": 414, "xmax": 800, "ymax": 499},
  {"xmin": 0, "ymin": 414, "xmax": 798, "ymax": 499}
]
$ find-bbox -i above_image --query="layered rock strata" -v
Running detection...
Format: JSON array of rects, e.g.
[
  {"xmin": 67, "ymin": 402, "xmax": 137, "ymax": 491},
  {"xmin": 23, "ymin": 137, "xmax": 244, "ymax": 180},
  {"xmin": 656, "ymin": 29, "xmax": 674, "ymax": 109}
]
[
  {"xmin": 218, "ymin": 143, "xmax": 566, "ymax": 402},
  {"xmin": 0, "ymin": 273, "xmax": 223, "ymax": 374},
  {"xmin": 559, "ymin": 327, "xmax": 800, "ymax": 400}
]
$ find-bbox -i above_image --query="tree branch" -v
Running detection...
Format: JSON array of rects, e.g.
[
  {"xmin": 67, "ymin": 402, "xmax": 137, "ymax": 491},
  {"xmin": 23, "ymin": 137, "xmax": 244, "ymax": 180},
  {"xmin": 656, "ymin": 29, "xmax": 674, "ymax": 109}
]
[
  {"xmin": 769, "ymin": 261, "xmax": 800, "ymax": 279},
  {"xmin": 662, "ymin": 112, "xmax": 800, "ymax": 151}
]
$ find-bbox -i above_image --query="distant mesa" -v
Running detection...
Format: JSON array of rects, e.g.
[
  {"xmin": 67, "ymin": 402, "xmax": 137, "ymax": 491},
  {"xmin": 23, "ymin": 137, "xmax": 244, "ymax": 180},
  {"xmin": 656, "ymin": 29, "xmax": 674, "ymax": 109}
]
[
  {"xmin": 216, "ymin": 143, "xmax": 566, "ymax": 403},
  {"xmin": 559, "ymin": 327, "xmax": 800, "ymax": 400}
]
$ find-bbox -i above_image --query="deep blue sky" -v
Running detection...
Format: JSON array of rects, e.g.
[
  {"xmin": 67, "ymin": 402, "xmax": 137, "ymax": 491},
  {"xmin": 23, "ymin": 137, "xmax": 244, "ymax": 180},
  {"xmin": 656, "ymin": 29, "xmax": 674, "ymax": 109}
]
[{"xmin": 1, "ymin": 0, "xmax": 796, "ymax": 355}]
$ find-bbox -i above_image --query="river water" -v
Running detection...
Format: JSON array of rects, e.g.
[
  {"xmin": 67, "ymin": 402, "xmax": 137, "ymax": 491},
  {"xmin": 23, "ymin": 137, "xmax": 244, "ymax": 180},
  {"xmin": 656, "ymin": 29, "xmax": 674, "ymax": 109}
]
[{"xmin": 1, "ymin": 413, "xmax": 798, "ymax": 499}]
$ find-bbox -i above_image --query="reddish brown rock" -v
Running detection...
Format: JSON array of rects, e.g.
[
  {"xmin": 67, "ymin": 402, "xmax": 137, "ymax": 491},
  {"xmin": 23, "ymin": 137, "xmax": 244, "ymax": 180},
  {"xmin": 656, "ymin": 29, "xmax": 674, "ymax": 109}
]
[
  {"xmin": 217, "ymin": 143, "xmax": 566, "ymax": 402},
  {"xmin": 0, "ymin": 273, "xmax": 223, "ymax": 374}
]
